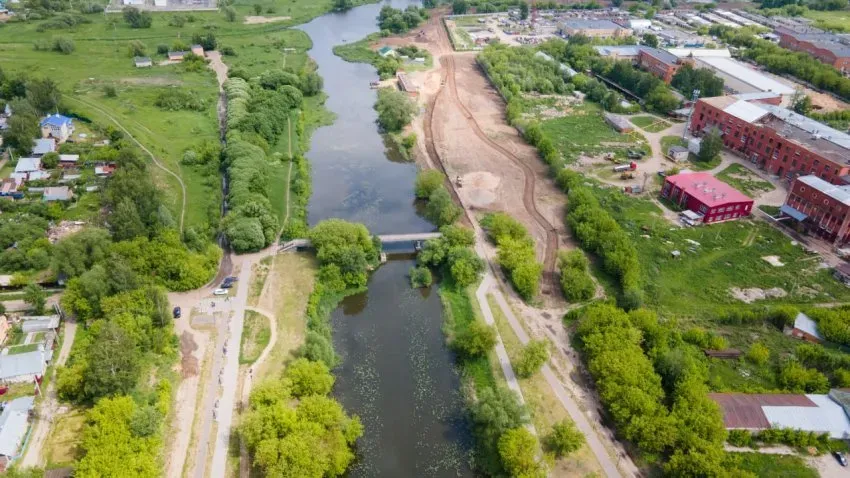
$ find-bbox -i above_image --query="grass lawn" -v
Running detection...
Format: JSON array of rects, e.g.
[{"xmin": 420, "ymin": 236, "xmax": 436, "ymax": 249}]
[
  {"xmin": 759, "ymin": 204, "xmax": 781, "ymax": 217},
  {"xmin": 802, "ymin": 9, "xmax": 850, "ymax": 32},
  {"xmin": 716, "ymin": 163, "xmax": 775, "ymax": 198},
  {"xmin": 248, "ymin": 256, "xmax": 272, "ymax": 307},
  {"xmin": 439, "ymin": 283, "xmax": 499, "ymax": 390},
  {"xmin": 727, "ymin": 452, "xmax": 817, "ymax": 478},
  {"xmin": 487, "ymin": 295, "xmax": 603, "ymax": 476},
  {"xmin": 660, "ymin": 135, "xmax": 686, "ymax": 153},
  {"xmin": 541, "ymin": 102, "xmax": 648, "ymax": 164},
  {"xmin": 240, "ymin": 310, "xmax": 271, "ymax": 365},
  {"xmin": 584, "ymin": 182, "xmax": 850, "ymax": 318},
  {"xmin": 43, "ymin": 408, "xmax": 87, "ymax": 467},
  {"xmin": 7, "ymin": 343, "xmax": 41, "ymax": 355},
  {"xmin": 687, "ymin": 153, "xmax": 721, "ymax": 171},
  {"xmin": 333, "ymin": 33, "xmax": 381, "ymax": 64},
  {"xmin": 61, "ymin": 192, "xmax": 102, "ymax": 222},
  {"xmin": 253, "ymin": 253, "xmax": 316, "ymax": 383},
  {"xmin": 630, "ymin": 115, "xmax": 671, "ymax": 133}
]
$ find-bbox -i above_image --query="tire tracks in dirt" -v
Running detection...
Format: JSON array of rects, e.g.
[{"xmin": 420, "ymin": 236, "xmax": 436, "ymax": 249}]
[{"xmin": 423, "ymin": 24, "xmax": 559, "ymax": 291}]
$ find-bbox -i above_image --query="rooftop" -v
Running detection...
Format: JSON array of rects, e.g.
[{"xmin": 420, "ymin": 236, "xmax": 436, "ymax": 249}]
[
  {"xmin": 562, "ymin": 19, "xmax": 624, "ymax": 30},
  {"xmin": 725, "ymin": 99, "xmax": 770, "ymax": 123},
  {"xmin": 0, "ymin": 350, "xmax": 45, "ymax": 381},
  {"xmin": 793, "ymin": 312, "xmax": 823, "ymax": 340},
  {"xmin": 798, "ymin": 175, "xmax": 850, "ymax": 206},
  {"xmin": 594, "ymin": 45, "xmax": 642, "ymax": 57},
  {"xmin": 58, "ymin": 154, "xmax": 78, "ymax": 163},
  {"xmin": 775, "ymin": 26, "xmax": 850, "ymax": 58},
  {"xmin": 14, "ymin": 157, "xmax": 41, "ymax": 174},
  {"xmin": 732, "ymin": 91, "xmax": 781, "ymax": 101},
  {"xmin": 667, "ymin": 47, "xmax": 731, "ymax": 58},
  {"xmin": 43, "ymin": 186, "xmax": 72, "ymax": 201},
  {"xmin": 709, "ymin": 392, "xmax": 817, "ymax": 429},
  {"xmin": 39, "ymin": 114, "xmax": 72, "ymax": 128},
  {"xmin": 697, "ymin": 57, "xmax": 795, "ymax": 95},
  {"xmin": 32, "ymin": 138, "xmax": 55, "ymax": 155},
  {"xmin": 0, "ymin": 396, "xmax": 34, "ymax": 457},
  {"xmin": 665, "ymin": 171, "xmax": 752, "ymax": 207},
  {"xmin": 640, "ymin": 47, "xmax": 680, "ymax": 65}
]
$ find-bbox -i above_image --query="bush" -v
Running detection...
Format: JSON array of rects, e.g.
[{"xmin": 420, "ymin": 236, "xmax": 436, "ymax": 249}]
[
  {"xmin": 515, "ymin": 339, "xmax": 549, "ymax": 378},
  {"xmin": 558, "ymin": 250, "xmax": 594, "ymax": 302},
  {"xmin": 123, "ymin": 7, "xmax": 152, "ymax": 28},
  {"xmin": 728, "ymin": 429, "xmax": 754, "ymax": 448},
  {"xmin": 483, "ymin": 213, "xmax": 543, "ymax": 301},
  {"xmin": 453, "ymin": 320, "xmax": 496, "ymax": 358},
  {"xmin": 375, "ymin": 87, "xmax": 416, "ymax": 132},
  {"xmin": 154, "ymin": 89, "xmax": 207, "ymax": 112},
  {"xmin": 746, "ymin": 343, "xmax": 770, "ymax": 365},
  {"xmin": 414, "ymin": 169, "xmax": 445, "ymax": 199},
  {"xmin": 547, "ymin": 420, "xmax": 585, "ymax": 457},
  {"xmin": 499, "ymin": 427, "xmax": 546, "ymax": 477},
  {"xmin": 410, "ymin": 266, "xmax": 432, "ymax": 288},
  {"xmin": 283, "ymin": 358, "xmax": 334, "ymax": 397},
  {"xmin": 424, "ymin": 187, "xmax": 461, "ymax": 226},
  {"xmin": 127, "ymin": 40, "xmax": 146, "ymax": 57},
  {"xmin": 53, "ymin": 37, "xmax": 75, "ymax": 54}
]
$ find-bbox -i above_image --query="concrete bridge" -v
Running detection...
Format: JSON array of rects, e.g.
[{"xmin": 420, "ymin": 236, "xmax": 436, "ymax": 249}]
[{"xmin": 279, "ymin": 232, "xmax": 442, "ymax": 252}]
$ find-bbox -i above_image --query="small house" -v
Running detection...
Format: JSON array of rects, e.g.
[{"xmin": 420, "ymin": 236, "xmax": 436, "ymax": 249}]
[
  {"xmin": 668, "ymin": 145, "xmax": 689, "ymax": 162},
  {"xmin": 0, "ymin": 396, "xmax": 35, "ymax": 469},
  {"xmin": 31, "ymin": 138, "xmax": 56, "ymax": 156},
  {"xmin": 190, "ymin": 44, "xmax": 204, "ymax": 57},
  {"xmin": 377, "ymin": 46, "xmax": 396, "ymax": 58},
  {"xmin": 0, "ymin": 180, "xmax": 19, "ymax": 198},
  {"xmin": 95, "ymin": 164, "xmax": 116, "ymax": 177},
  {"xmin": 0, "ymin": 350, "xmax": 46, "ymax": 383},
  {"xmin": 59, "ymin": 171, "xmax": 81, "ymax": 184},
  {"xmin": 39, "ymin": 114, "xmax": 74, "ymax": 143},
  {"xmin": 58, "ymin": 154, "xmax": 79, "ymax": 168},
  {"xmin": 134, "ymin": 56, "xmax": 152, "ymax": 68},
  {"xmin": 13, "ymin": 157, "xmax": 41, "ymax": 175},
  {"xmin": 42, "ymin": 186, "xmax": 73, "ymax": 202},
  {"xmin": 168, "ymin": 51, "xmax": 187, "ymax": 62},
  {"xmin": 784, "ymin": 312, "xmax": 824, "ymax": 343},
  {"xmin": 27, "ymin": 170, "xmax": 50, "ymax": 181},
  {"xmin": 604, "ymin": 113, "xmax": 634, "ymax": 133}
]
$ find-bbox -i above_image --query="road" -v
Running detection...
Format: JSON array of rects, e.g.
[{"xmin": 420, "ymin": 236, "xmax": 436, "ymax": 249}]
[{"xmin": 19, "ymin": 319, "xmax": 78, "ymax": 468}]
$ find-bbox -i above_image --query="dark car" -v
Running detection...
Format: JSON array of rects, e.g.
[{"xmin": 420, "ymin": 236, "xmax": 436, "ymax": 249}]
[
  {"xmin": 834, "ymin": 451, "xmax": 848, "ymax": 467},
  {"xmin": 226, "ymin": 276, "xmax": 238, "ymax": 282},
  {"xmin": 173, "ymin": 307, "xmax": 182, "ymax": 319},
  {"xmin": 220, "ymin": 281, "xmax": 234, "ymax": 289}
]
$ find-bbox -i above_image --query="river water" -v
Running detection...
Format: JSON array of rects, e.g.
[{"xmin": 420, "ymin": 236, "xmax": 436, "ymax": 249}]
[{"xmin": 299, "ymin": 3, "xmax": 475, "ymax": 477}]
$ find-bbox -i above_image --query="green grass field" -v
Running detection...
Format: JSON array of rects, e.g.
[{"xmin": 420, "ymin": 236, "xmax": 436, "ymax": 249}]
[
  {"xmin": 541, "ymin": 102, "xmax": 647, "ymax": 163},
  {"xmin": 802, "ymin": 9, "xmax": 850, "ymax": 32},
  {"xmin": 240, "ymin": 310, "xmax": 271, "ymax": 364},
  {"xmin": 716, "ymin": 164, "xmax": 775, "ymax": 198},
  {"xmin": 727, "ymin": 452, "xmax": 817, "ymax": 478},
  {"xmin": 630, "ymin": 115, "xmax": 671, "ymax": 133}
]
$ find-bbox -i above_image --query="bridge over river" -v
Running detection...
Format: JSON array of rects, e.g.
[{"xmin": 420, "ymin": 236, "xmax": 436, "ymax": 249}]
[{"xmin": 279, "ymin": 232, "xmax": 442, "ymax": 252}]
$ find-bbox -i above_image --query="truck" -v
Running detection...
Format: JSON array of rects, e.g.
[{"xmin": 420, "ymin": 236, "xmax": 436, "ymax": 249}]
[{"xmin": 612, "ymin": 161, "xmax": 638, "ymax": 173}]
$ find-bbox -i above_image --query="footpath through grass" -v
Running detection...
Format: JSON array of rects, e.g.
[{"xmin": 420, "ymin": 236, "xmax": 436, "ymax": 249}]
[{"xmin": 716, "ymin": 163, "xmax": 775, "ymax": 198}]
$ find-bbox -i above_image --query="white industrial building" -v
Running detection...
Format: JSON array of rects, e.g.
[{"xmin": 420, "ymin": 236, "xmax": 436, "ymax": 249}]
[
  {"xmin": 0, "ymin": 350, "xmax": 46, "ymax": 384},
  {"xmin": 694, "ymin": 57, "xmax": 795, "ymax": 96}
]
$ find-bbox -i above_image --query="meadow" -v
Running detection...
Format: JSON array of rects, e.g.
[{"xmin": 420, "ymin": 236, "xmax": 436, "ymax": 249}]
[{"xmin": 540, "ymin": 102, "xmax": 648, "ymax": 162}]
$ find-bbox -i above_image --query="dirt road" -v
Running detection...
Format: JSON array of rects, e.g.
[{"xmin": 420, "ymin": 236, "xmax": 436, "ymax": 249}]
[{"xmin": 20, "ymin": 319, "xmax": 77, "ymax": 468}]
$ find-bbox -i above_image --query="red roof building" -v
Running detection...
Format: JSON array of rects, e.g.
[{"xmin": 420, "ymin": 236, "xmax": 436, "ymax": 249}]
[{"xmin": 661, "ymin": 172, "xmax": 753, "ymax": 224}]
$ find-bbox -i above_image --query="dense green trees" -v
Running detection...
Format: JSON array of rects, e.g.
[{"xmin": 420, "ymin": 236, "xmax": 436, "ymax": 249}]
[
  {"xmin": 546, "ymin": 420, "xmax": 585, "ymax": 457},
  {"xmin": 410, "ymin": 266, "xmax": 433, "ymax": 287},
  {"xmin": 414, "ymin": 169, "xmax": 445, "ymax": 199},
  {"xmin": 423, "ymin": 187, "xmax": 462, "ymax": 226},
  {"xmin": 418, "ymin": 224, "xmax": 484, "ymax": 287},
  {"xmin": 778, "ymin": 360, "xmax": 830, "ymax": 393},
  {"xmin": 515, "ymin": 339, "xmax": 549, "ymax": 378},
  {"xmin": 285, "ymin": 358, "xmax": 335, "ymax": 397},
  {"xmin": 482, "ymin": 213, "xmax": 542, "ymax": 300},
  {"xmin": 375, "ymin": 87, "xmax": 416, "ymax": 132},
  {"xmin": 309, "ymin": 219, "xmax": 379, "ymax": 290},
  {"xmin": 671, "ymin": 63, "xmax": 724, "ymax": 98},
  {"xmin": 122, "ymin": 7, "xmax": 152, "ymax": 28},
  {"xmin": 470, "ymin": 385, "xmax": 530, "ymax": 475},
  {"xmin": 566, "ymin": 187, "xmax": 641, "ymax": 307},
  {"xmin": 558, "ymin": 249, "xmax": 594, "ymax": 302},
  {"xmin": 592, "ymin": 59, "xmax": 680, "ymax": 113},
  {"xmin": 498, "ymin": 428, "xmax": 546, "ymax": 477},
  {"xmin": 808, "ymin": 306, "xmax": 850, "ymax": 346},
  {"xmin": 453, "ymin": 320, "xmax": 497, "ymax": 358},
  {"xmin": 698, "ymin": 127, "xmax": 723, "ymax": 163},
  {"xmin": 377, "ymin": 5, "xmax": 427, "ymax": 35},
  {"xmin": 241, "ymin": 370, "xmax": 363, "ymax": 478},
  {"xmin": 479, "ymin": 43, "xmax": 573, "ymax": 98},
  {"xmin": 23, "ymin": 283, "xmax": 46, "ymax": 314}
]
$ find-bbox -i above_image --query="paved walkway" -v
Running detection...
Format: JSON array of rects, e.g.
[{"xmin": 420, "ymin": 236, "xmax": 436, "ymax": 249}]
[{"xmin": 20, "ymin": 319, "xmax": 77, "ymax": 467}]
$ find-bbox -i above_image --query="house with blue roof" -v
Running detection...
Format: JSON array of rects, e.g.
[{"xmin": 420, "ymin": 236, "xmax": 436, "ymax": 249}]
[
  {"xmin": 377, "ymin": 46, "xmax": 396, "ymax": 58},
  {"xmin": 39, "ymin": 114, "xmax": 74, "ymax": 143}
]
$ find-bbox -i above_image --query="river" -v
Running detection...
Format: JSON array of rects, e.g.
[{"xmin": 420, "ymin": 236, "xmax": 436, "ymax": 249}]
[{"xmin": 298, "ymin": 3, "xmax": 475, "ymax": 477}]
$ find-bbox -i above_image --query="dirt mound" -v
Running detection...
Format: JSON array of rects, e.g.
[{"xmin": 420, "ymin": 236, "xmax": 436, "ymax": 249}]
[
  {"xmin": 729, "ymin": 287, "xmax": 788, "ymax": 303},
  {"xmin": 180, "ymin": 331, "xmax": 199, "ymax": 378}
]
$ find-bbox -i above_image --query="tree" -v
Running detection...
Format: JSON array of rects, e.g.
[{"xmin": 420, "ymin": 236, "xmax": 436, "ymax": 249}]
[
  {"xmin": 511, "ymin": 260, "xmax": 542, "ymax": 300},
  {"xmin": 515, "ymin": 340, "xmax": 549, "ymax": 378},
  {"xmin": 746, "ymin": 342, "xmax": 770, "ymax": 365},
  {"xmin": 375, "ymin": 87, "xmax": 416, "ymax": 132},
  {"xmin": 470, "ymin": 386, "xmax": 529, "ymax": 440},
  {"xmin": 424, "ymin": 187, "xmax": 461, "ymax": 226},
  {"xmin": 111, "ymin": 197, "xmax": 147, "ymax": 241},
  {"xmin": 559, "ymin": 250, "xmax": 594, "ymax": 302},
  {"xmin": 192, "ymin": 33, "xmax": 217, "ymax": 52},
  {"xmin": 414, "ymin": 169, "xmax": 445, "ymax": 199},
  {"xmin": 698, "ymin": 127, "xmax": 723, "ymax": 162},
  {"xmin": 285, "ymin": 358, "xmax": 335, "ymax": 397},
  {"xmin": 4, "ymin": 112, "xmax": 40, "ymax": 153},
  {"xmin": 792, "ymin": 93, "xmax": 812, "ymax": 115},
  {"xmin": 253, "ymin": 3, "xmax": 263, "ymax": 14},
  {"xmin": 642, "ymin": 33, "xmax": 659, "ymax": 48},
  {"xmin": 452, "ymin": 0, "xmax": 468, "ymax": 14},
  {"xmin": 53, "ymin": 37, "xmax": 75, "ymax": 55},
  {"xmin": 547, "ymin": 420, "xmax": 585, "ymax": 457},
  {"xmin": 84, "ymin": 321, "xmax": 141, "ymax": 399},
  {"xmin": 448, "ymin": 246, "xmax": 484, "ymax": 286},
  {"xmin": 410, "ymin": 266, "xmax": 432, "ymax": 288},
  {"xmin": 122, "ymin": 7, "xmax": 153, "ymax": 28},
  {"xmin": 226, "ymin": 217, "xmax": 266, "ymax": 253},
  {"xmin": 453, "ymin": 320, "xmax": 497, "ymax": 358},
  {"xmin": 223, "ymin": 6, "xmax": 237, "ymax": 22},
  {"xmin": 25, "ymin": 78, "xmax": 60, "ymax": 115},
  {"xmin": 498, "ymin": 428, "xmax": 546, "ymax": 478},
  {"xmin": 519, "ymin": 1, "xmax": 529, "ymax": 19},
  {"xmin": 23, "ymin": 283, "xmax": 46, "ymax": 314},
  {"xmin": 333, "ymin": 0, "xmax": 352, "ymax": 10}
]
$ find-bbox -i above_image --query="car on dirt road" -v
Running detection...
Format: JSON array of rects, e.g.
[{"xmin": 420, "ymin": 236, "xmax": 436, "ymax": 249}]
[
  {"xmin": 173, "ymin": 307, "xmax": 181, "ymax": 319},
  {"xmin": 213, "ymin": 288, "xmax": 228, "ymax": 296},
  {"xmin": 834, "ymin": 451, "xmax": 848, "ymax": 467}
]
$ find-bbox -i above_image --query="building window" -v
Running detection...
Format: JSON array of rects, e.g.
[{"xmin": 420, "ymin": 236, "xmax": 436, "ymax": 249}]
[
  {"xmin": 735, "ymin": 205, "xmax": 740, "ymax": 210},
  {"xmin": 699, "ymin": 205, "xmax": 708, "ymax": 213},
  {"xmin": 724, "ymin": 214, "xmax": 731, "ymax": 220}
]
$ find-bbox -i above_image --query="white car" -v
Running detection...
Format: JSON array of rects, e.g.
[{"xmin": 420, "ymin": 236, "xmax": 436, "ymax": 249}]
[{"xmin": 213, "ymin": 288, "xmax": 228, "ymax": 296}]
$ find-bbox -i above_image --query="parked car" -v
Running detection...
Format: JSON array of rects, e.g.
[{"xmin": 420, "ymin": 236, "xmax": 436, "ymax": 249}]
[
  {"xmin": 225, "ymin": 276, "xmax": 238, "ymax": 282},
  {"xmin": 220, "ymin": 281, "xmax": 233, "ymax": 289},
  {"xmin": 834, "ymin": 451, "xmax": 848, "ymax": 467},
  {"xmin": 213, "ymin": 288, "xmax": 228, "ymax": 296},
  {"xmin": 173, "ymin": 307, "xmax": 181, "ymax": 319}
]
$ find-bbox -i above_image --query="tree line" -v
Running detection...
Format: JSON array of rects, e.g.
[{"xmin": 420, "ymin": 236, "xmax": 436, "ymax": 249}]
[{"xmin": 482, "ymin": 212, "xmax": 543, "ymax": 300}]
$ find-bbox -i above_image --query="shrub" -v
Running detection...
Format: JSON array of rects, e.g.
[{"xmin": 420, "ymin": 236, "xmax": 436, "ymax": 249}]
[
  {"xmin": 414, "ymin": 169, "xmax": 444, "ymax": 199},
  {"xmin": 498, "ymin": 427, "xmax": 546, "ymax": 477},
  {"xmin": 410, "ymin": 266, "xmax": 432, "ymax": 288},
  {"xmin": 515, "ymin": 339, "xmax": 549, "ymax": 378},
  {"xmin": 127, "ymin": 40, "xmax": 146, "ymax": 57},
  {"xmin": 547, "ymin": 420, "xmax": 585, "ymax": 457},
  {"xmin": 558, "ymin": 250, "xmax": 594, "ymax": 302},
  {"xmin": 53, "ymin": 37, "xmax": 75, "ymax": 54},
  {"xmin": 453, "ymin": 320, "xmax": 496, "ymax": 358},
  {"xmin": 728, "ymin": 429, "xmax": 754, "ymax": 448},
  {"xmin": 283, "ymin": 358, "xmax": 334, "ymax": 397},
  {"xmin": 746, "ymin": 343, "xmax": 770, "ymax": 365},
  {"xmin": 424, "ymin": 187, "xmax": 461, "ymax": 226},
  {"xmin": 123, "ymin": 7, "xmax": 153, "ymax": 28},
  {"xmin": 154, "ymin": 89, "xmax": 207, "ymax": 112},
  {"xmin": 375, "ymin": 87, "xmax": 416, "ymax": 132}
]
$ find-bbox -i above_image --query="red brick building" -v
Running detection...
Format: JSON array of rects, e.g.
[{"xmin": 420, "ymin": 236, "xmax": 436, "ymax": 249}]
[
  {"xmin": 775, "ymin": 27, "xmax": 850, "ymax": 72},
  {"xmin": 661, "ymin": 172, "xmax": 753, "ymax": 224},
  {"xmin": 782, "ymin": 175, "xmax": 850, "ymax": 245},
  {"xmin": 637, "ymin": 47, "xmax": 682, "ymax": 84},
  {"xmin": 689, "ymin": 96, "xmax": 850, "ymax": 185}
]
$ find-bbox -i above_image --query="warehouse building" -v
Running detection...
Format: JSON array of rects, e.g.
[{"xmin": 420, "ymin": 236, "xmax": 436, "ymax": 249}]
[
  {"xmin": 689, "ymin": 96, "xmax": 850, "ymax": 184},
  {"xmin": 782, "ymin": 175, "xmax": 850, "ymax": 245},
  {"xmin": 775, "ymin": 26, "xmax": 850, "ymax": 72},
  {"xmin": 693, "ymin": 57, "xmax": 794, "ymax": 96},
  {"xmin": 660, "ymin": 172, "xmax": 753, "ymax": 224},
  {"xmin": 561, "ymin": 19, "xmax": 632, "ymax": 38}
]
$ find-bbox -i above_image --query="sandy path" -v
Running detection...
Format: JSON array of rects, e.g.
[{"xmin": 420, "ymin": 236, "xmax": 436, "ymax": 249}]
[{"xmin": 243, "ymin": 15, "xmax": 290, "ymax": 24}]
